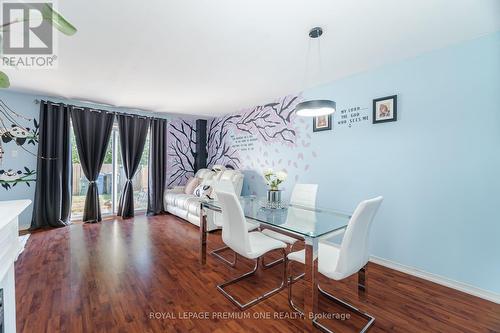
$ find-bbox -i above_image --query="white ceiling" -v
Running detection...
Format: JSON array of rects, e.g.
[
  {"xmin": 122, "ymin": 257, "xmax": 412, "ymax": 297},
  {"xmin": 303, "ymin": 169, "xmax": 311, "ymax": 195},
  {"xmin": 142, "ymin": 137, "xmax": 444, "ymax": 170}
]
[{"xmin": 4, "ymin": 0, "xmax": 500, "ymax": 116}]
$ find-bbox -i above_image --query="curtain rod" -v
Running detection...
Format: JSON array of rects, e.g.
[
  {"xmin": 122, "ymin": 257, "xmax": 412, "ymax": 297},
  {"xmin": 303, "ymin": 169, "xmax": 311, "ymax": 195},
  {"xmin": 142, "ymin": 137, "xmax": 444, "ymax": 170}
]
[{"xmin": 34, "ymin": 99, "xmax": 167, "ymax": 120}]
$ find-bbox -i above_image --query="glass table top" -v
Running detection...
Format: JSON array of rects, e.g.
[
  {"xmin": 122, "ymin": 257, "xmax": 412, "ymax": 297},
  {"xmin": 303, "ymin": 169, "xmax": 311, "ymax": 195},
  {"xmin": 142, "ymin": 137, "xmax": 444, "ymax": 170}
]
[{"xmin": 202, "ymin": 196, "xmax": 351, "ymax": 238}]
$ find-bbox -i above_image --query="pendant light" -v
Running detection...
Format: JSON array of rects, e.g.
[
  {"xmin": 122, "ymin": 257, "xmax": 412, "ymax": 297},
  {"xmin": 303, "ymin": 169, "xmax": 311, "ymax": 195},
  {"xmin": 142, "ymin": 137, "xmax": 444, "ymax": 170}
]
[{"xmin": 295, "ymin": 27, "xmax": 336, "ymax": 117}]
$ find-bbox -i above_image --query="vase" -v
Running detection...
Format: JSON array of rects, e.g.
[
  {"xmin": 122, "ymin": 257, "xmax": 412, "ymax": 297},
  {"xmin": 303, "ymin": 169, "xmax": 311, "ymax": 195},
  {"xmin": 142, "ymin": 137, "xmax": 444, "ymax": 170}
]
[{"xmin": 266, "ymin": 189, "xmax": 282, "ymax": 204}]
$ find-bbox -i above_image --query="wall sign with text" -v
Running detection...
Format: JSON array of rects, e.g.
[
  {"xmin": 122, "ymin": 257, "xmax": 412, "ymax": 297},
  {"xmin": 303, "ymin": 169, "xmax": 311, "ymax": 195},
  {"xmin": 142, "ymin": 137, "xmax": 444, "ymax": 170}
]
[{"xmin": 336, "ymin": 106, "xmax": 369, "ymax": 128}]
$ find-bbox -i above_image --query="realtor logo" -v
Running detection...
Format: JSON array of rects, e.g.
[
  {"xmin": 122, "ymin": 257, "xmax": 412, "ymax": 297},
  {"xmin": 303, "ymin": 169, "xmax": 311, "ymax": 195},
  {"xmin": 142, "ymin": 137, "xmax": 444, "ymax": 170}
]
[
  {"xmin": 1, "ymin": 2, "xmax": 58, "ymax": 68},
  {"xmin": 2, "ymin": 2, "xmax": 53, "ymax": 54}
]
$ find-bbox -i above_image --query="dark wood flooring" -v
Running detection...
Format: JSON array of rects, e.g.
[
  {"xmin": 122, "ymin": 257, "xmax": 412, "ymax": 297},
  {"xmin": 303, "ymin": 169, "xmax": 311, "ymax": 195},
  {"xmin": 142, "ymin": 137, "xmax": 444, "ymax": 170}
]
[{"xmin": 15, "ymin": 214, "xmax": 500, "ymax": 333}]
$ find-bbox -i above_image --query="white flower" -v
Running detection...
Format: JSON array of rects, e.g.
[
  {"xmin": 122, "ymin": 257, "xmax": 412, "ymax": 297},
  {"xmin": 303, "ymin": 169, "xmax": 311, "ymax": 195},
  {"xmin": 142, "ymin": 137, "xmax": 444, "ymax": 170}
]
[
  {"xmin": 276, "ymin": 171, "xmax": 287, "ymax": 181},
  {"xmin": 263, "ymin": 168, "xmax": 274, "ymax": 177}
]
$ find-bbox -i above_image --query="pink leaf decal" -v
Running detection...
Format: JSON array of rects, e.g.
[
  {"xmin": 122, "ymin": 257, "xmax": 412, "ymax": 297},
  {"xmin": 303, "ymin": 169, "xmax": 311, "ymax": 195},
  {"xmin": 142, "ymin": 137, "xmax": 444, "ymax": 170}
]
[
  {"xmin": 304, "ymin": 164, "xmax": 309, "ymax": 171},
  {"xmin": 297, "ymin": 153, "xmax": 304, "ymax": 160}
]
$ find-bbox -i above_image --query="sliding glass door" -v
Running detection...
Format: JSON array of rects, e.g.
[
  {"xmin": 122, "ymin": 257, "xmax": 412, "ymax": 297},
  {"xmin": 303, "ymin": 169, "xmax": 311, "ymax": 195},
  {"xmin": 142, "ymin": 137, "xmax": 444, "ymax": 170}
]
[
  {"xmin": 71, "ymin": 123, "xmax": 149, "ymax": 220},
  {"xmin": 114, "ymin": 132, "xmax": 150, "ymax": 212}
]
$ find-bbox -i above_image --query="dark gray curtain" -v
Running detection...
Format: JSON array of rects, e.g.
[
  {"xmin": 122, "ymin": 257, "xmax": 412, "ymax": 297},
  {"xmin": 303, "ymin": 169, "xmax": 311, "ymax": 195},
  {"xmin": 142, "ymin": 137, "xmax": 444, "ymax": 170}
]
[
  {"xmin": 147, "ymin": 118, "xmax": 167, "ymax": 216},
  {"xmin": 117, "ymin": 115, "xmax": 149, "ymax": 218},
  {"xmin": 71, "ymin": 108, "xmax": 114, "ymax": 223},
  {"xmin": 31, "ymin": 102, "xmax": 72, "ymax": 229}
]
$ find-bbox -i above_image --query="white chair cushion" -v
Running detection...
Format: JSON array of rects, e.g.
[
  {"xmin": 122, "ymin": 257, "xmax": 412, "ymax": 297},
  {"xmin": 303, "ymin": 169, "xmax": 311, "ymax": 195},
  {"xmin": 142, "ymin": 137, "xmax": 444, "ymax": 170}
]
[
  {"xmin": 261, "ymin": 229, "xmax": 298, "ymax": 245},
  {"xmin": 246, "ymin": 221, "xmax": 259, "ymax": 231},
  {"xmin": 287, "ymin": 242, "xmax": 342, "ymax": 281},
  {"xmin": 245, "ymin": 232, "xmax": 287, "ymax": 259}
]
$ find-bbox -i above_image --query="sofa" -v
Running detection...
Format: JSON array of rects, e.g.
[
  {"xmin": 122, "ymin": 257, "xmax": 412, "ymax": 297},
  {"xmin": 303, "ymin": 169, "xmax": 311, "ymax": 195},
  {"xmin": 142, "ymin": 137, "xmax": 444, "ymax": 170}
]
[{"xmin": 164, "ymin": 168, "xmax": 244, "ymax": 231}]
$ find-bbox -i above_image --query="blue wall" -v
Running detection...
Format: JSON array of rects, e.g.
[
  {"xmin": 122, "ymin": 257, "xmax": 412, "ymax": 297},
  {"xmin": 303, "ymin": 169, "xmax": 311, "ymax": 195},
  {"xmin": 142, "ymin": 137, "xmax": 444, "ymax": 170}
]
[
  {"xmin": 209, "ymin": 32, "xmax": 500, "ymax": 295},
  {"xmin": 0, "ymin": 90, "xmax": 169, "ymax": 229},
  {"xmin": 304, "ymin": 32, "xmax": 500, "ymax": 294},
  {"xmin": 0, "ymin": 90, "xmax": 40, "ymax": 229}
]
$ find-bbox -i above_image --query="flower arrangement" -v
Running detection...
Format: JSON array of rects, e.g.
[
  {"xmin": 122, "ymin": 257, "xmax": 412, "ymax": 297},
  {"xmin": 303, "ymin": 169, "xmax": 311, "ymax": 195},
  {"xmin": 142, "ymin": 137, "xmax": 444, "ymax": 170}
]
[{"xmin": 263, "ymin": 168, "xmax": 287, "ymax": 191}]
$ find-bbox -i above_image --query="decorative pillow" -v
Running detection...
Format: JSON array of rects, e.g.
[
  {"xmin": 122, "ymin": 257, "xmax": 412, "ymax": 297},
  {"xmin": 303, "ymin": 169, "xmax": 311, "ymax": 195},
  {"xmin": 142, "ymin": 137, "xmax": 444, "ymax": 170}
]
[
  {"xmin": 184, "ymin": 177, "xmax": 200, "ymax": 195},
  {"xmin": 193, "ymin": 184, "xmax": 213, "ymax": 199}
]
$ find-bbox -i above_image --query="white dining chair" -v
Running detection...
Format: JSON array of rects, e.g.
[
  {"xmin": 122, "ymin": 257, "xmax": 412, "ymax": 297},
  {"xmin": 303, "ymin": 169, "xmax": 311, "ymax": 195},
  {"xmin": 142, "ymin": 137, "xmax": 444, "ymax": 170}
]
[
  {"xmin": 210, "ymin": 180, "xmax": 259, "ymax": 267},
  {"xmin": 261, "ymin": 183, "xmax": 318, "ymax": 268},
  {"xmin": 215, "ymin": 187, "xmax": 288, "ymax": 310},
  {"xmin": 287, "ymin": 196, "xmax": 383, "ymax": 333}
]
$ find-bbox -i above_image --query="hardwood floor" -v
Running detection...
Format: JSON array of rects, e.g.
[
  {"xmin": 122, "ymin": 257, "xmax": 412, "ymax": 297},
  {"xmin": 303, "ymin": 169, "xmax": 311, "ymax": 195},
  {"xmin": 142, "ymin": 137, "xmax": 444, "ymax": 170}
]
[{"xmin": 16, "ymin": 214, "xmax": 500, "ymax": 333}]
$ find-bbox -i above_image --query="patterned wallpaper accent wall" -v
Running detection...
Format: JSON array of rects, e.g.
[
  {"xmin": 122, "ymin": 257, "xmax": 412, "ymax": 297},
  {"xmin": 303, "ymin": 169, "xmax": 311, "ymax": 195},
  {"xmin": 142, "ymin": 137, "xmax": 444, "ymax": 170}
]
[
  {"xmin": 0, "ymin": 99, "xmax": 38, "ymax": 190},
  {"xmin": 166, "ymin": 119, "xmax": 197, "ymax": 186},
  {"xmin": 206, "ymin": 94, "xmax": 316, "ymax": 198}
]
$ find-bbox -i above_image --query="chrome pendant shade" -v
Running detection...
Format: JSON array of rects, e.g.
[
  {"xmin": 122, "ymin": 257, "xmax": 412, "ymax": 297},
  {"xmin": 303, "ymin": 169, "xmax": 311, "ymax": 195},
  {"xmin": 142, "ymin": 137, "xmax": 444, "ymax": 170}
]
[
  {"xmin": 295, "ymin": 100, "xmax": 336, "ymax": 117},
  {"xmin": 296, "ymin": 26, "xmax": 336, "ymax": 117}
]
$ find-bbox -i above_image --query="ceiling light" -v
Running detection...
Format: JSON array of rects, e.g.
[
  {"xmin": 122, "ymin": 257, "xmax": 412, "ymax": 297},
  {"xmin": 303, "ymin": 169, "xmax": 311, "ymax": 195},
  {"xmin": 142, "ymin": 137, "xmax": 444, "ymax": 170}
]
[
  {"xmin": 295, "ymin": 100, "xmax": 336, "ymax": 117},
  {"xmin": 296, "ymin": 27, "xmax": 336, "ymax": 117}
]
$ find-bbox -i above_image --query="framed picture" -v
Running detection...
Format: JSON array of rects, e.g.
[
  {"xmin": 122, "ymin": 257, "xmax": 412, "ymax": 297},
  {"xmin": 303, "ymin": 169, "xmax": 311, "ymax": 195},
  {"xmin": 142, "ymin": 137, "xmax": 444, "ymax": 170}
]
[
  {"xmin": 313, "ymin": 114, "xmax": 332, "ymax": 132},
  {"xmin": 373, "ymin": 95, "xmax": 397, "ymax": 124}
]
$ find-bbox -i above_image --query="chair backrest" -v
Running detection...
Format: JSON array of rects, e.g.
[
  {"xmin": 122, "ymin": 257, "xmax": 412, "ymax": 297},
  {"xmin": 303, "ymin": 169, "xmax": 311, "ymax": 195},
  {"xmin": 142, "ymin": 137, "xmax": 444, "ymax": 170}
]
[
  {"xmin": 213, "ymin": 179, "xmax": 235, "ymax": 194},
  {"xmin": 335, "ymin": 196, "xmax": 383, "ymax": 279},
  {"xmin": 211, "ymin": 179, "xmax": 236, "ymax": 228},
  {"xmin": 290, "ymin": 184, "xmax": 318, "ymax": 208},
  {"xmin": 215, "ymin": 170, "xmax": 244, "ymax": 195},
  {"xmin": 215, "ymin": 188, "xmax": 251, "ymax": 256}
]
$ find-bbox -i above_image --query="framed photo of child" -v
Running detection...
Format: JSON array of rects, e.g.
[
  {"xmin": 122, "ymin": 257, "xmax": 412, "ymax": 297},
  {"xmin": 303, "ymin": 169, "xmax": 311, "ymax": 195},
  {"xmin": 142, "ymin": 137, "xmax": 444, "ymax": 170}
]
[
  {"xmin": 373, "ymin": 95, "xmax": 397, "ymax": 124},
  {"xmin": 313, "ymin": 114, "xmax": 332, "ymax": 132}
]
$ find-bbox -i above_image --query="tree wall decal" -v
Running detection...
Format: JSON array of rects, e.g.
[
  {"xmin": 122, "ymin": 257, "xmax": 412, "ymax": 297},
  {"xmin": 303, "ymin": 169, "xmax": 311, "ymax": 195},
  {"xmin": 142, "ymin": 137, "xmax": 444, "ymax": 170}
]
[
  {"xmin": 166, "ymin": 119, "xmax": 198, "ymax": 186},
  {"xmin": 165, "ymin": 94, "xmax": 307, "ymax": 189},
  {"xmin": 207, "ymin": 94, "xmax": 302, "ymax": 169}
]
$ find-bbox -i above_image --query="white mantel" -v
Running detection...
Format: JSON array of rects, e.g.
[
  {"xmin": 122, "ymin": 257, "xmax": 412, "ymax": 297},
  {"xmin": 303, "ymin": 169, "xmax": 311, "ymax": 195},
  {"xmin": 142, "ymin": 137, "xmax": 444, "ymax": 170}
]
[{"xmin": 0, "ymin": 199, "xmax": 31, "ymax": 333}]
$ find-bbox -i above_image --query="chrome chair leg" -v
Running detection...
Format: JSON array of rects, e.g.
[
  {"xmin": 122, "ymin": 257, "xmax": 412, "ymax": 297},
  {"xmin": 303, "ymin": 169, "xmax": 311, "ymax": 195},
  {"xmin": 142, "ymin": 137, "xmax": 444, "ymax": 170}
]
[
  {"xmin": 287, "ymin": 262, "xmax": 375, "ymax": 333},
  {"xmin": 358, "ymin": 265, "xmax": 366, "ymax": 291},
  {"xmin": 263, "ymin": 243, "xmax": 304, "ymax": 284},
  {"xmin": 211, "ymin": 245, "xmax": 238, "ymax": 267},
  {"xmin": 313, "ymin": 285, "xmax": 375, "ymax": 333},
  {"xmin": 267, "ymin": 242, "xmax": 304, "ymax": 283},
  {"xmin": 287, "ymin": 260, "xmax": 304, "ymax": 314},
  {"xmin": 217, "ymin": 248, "xmax": 287, "ymax": 310},
  {"xmin": 262, "ymin": 246, "xmax": 286, "ymax": 269}
]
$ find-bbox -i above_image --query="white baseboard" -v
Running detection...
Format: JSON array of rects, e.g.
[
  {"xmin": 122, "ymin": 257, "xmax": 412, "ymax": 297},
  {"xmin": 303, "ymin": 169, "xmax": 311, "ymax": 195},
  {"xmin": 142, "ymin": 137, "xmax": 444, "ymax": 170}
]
[{"xmin": 369, "ymin": 255, "xmax": 500, "ymax": 305}]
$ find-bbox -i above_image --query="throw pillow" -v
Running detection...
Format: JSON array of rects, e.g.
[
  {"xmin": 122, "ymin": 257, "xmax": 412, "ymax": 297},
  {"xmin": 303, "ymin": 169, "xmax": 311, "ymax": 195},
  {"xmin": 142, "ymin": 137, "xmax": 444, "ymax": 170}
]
[
  {"xmin": 184, "ymin": 177, "xmax": 200, "ymax": 195},
  {"xmin": 193, "ymin": 184, "xmax": 213, "ymax": 199}
]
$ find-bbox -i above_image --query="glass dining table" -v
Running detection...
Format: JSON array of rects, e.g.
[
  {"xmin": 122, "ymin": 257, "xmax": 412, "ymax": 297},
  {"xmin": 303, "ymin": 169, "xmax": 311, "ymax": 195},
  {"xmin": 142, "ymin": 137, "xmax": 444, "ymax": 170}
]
[{"xmin": 199, "ymin": 195, "xmax": 352, "ymax": 330}]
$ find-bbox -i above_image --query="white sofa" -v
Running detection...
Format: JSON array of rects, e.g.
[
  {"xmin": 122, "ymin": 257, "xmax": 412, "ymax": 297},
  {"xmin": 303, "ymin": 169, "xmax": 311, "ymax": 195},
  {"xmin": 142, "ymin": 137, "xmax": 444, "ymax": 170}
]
[{"xmin": 164, "ymin": 168, "xmax": 244, "ymax": 231}]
